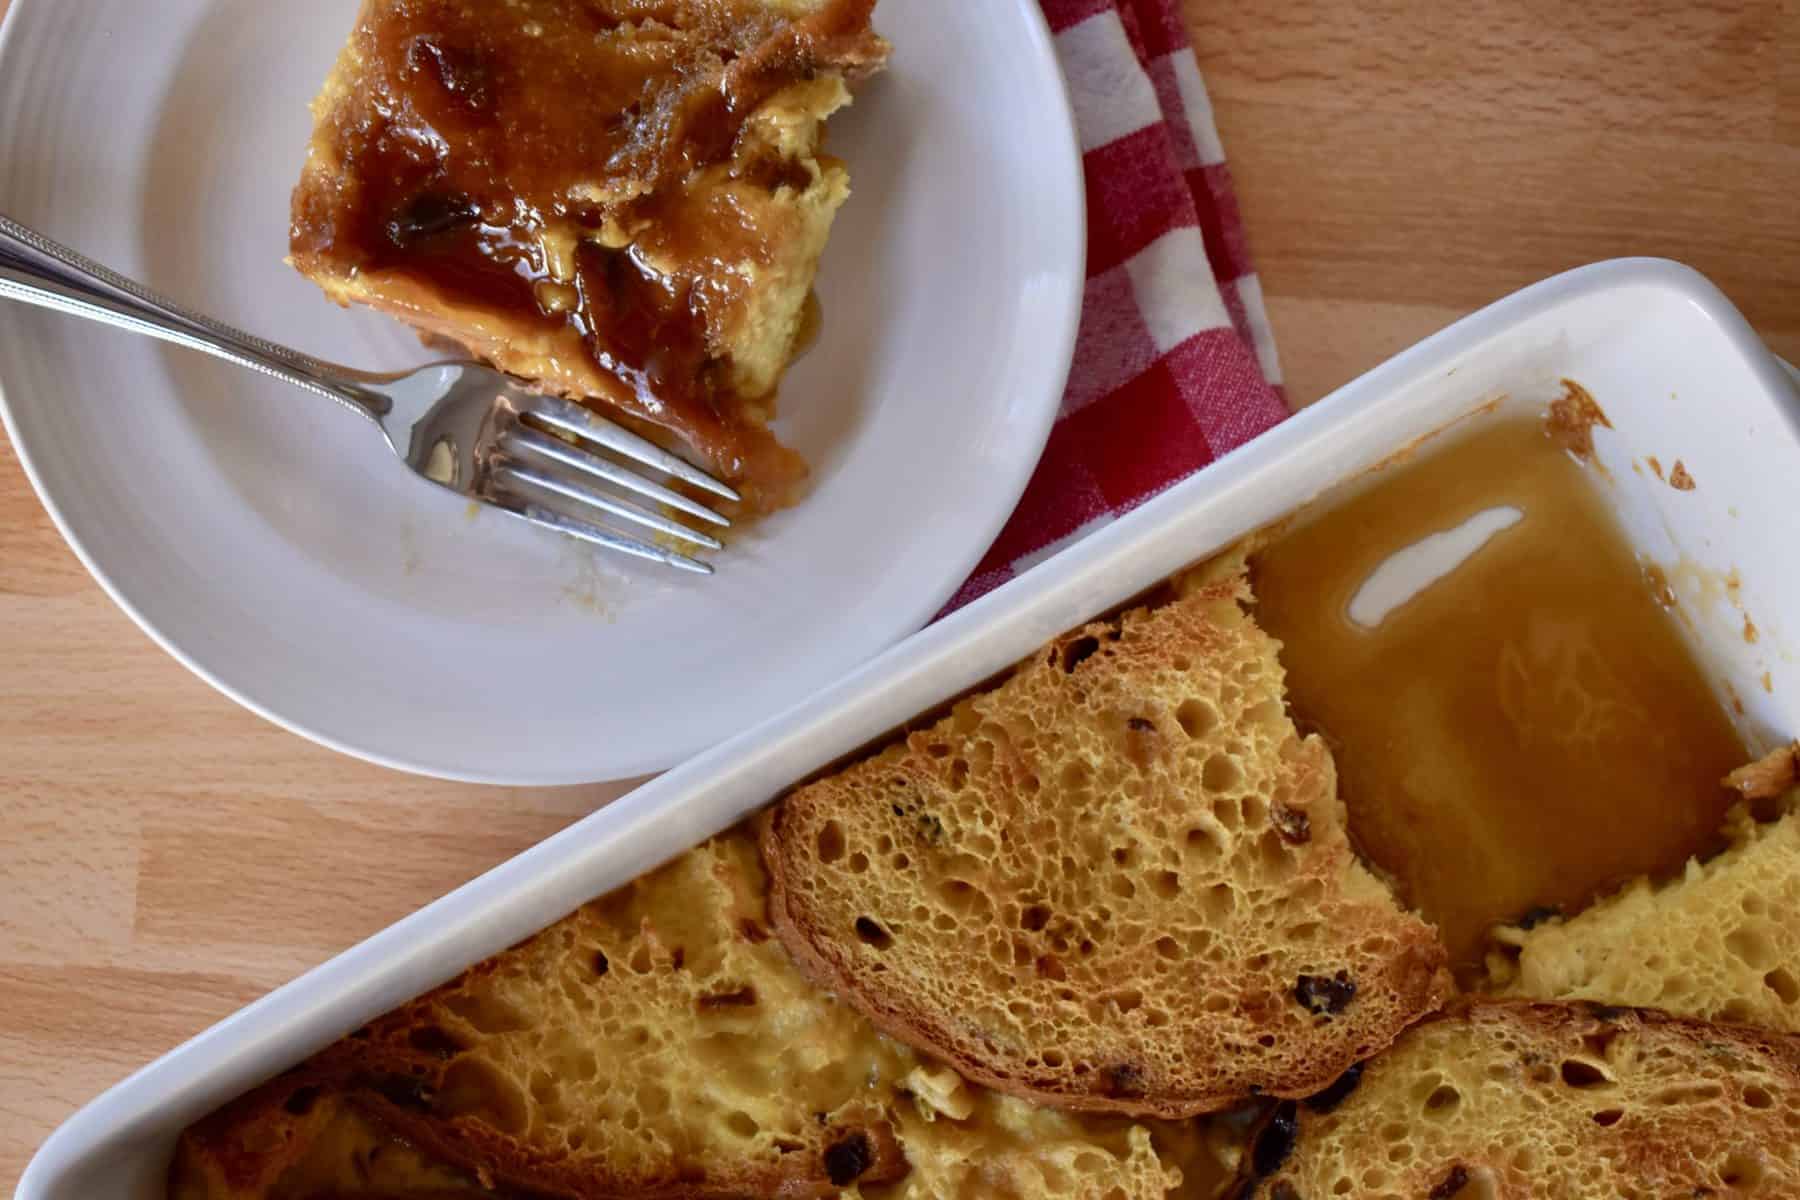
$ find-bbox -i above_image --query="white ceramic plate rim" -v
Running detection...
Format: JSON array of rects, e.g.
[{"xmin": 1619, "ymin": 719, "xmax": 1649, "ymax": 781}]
[{"xmin": 0, "ymin": 0, "xmax": 1086, "ymax": 785}]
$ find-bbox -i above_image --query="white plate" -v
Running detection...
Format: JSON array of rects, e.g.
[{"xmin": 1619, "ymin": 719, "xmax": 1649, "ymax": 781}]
[
  {"xmin": 0, "ymin": 0, "xmax": 1083, "ymax": 784},
  {"xmin": 18, "ymin": 260, "xmax": 1800, "ymax": 1200}
]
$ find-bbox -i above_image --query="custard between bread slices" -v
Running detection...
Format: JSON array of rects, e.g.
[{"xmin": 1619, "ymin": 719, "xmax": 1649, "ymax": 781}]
[{"xmin": 291, "ymin": 0, "xmax": 888, "ymax": 514}]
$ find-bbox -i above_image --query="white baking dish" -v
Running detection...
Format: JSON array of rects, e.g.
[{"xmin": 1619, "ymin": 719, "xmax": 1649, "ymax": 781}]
[{"xmin": 20, "ymin": 259, "xmax": 1800, "ymax": 1199}]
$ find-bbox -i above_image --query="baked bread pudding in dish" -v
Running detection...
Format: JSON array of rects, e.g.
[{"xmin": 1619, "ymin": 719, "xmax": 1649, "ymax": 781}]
[{"xmin": 291, "ymin": 0, "xmax": 889, "ymax": 514}]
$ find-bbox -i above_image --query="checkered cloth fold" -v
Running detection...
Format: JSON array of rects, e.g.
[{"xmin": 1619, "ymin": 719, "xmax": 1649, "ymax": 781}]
[{"xmin": 942, "ymin": 0, "xmax": 1287, "ymax": 612}]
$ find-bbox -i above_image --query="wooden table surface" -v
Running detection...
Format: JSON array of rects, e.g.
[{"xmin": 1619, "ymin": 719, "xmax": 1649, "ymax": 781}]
[{"xmin": 2, "ymin": 0, "xmax": 1796, "ymax": 1188}]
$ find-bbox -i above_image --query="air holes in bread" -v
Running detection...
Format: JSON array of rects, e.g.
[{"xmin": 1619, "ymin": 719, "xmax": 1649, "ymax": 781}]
[
  {"xmin": 1202, "ymin": 754, "xmax": 1243, "ymax": 793},
  {"xmin": 1721, "ymin": 1149, "xmax": 1768, "ymax": 1187},
  {"xmin": 1765, "ymin": 968, "xmax": 1800, "ymax": 1005},
  {"xmin": 1175, "ymin": 698, "xmax": 1217, "ymax": 739},
  {"xmin": 1265, "ymin": 1004, "xmax": 1800, "ymax": 1195},
  {"xmin": 1559, "ymin": 1059, "xmax": 1612, "ymax": 1089},
  {"xmin": 1060, "ymin": 636, "xmax": 1101, "ymax": 674},
  {"xmin": 1727, "ymin": 925, "xmax": 1778, "ymax": 969}
]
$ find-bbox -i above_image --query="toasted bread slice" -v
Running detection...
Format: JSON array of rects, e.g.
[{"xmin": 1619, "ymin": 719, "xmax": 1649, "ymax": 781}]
[
  {"xmin": 172, "ymin": 833, "xmax": 1222, "ymax": 1200},
  {"xmin": 316, "ymin": 836, "xmax": 906, "ymax": 1198},
  {"xmin": 762, "ymin": 567, "xmax": 1451, "ymax": 1119},
  {"xmin": 1488, "ymin": 753, "xmax": 1800, "ymax": 1033},
  {"xmin": 1239, "ymin": 1000, "xmax": 1800, "ymax": 1198}
]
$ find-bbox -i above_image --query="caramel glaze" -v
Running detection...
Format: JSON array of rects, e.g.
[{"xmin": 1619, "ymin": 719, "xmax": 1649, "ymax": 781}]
[
  {"xmin": 291, "ymin": 0, "xmax": 882, "ymax": 502},
  {"xmin": 1253, "ymin": 414, "xmax": 1750, "ymax": 973}
]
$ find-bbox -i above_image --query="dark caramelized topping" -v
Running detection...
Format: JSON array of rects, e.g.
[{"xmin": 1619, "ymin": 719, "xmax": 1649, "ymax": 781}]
[
  {"xmin": 298, "ymin": 1, "xmax": 793, "ymax": 264},
  {"xmin": 569, "ymin": 241, "xmax": 712, "ymax": 422},
  {"xmin": 292, "ymin": 0, "xmax": 883, "ymax": 501},
  {"xmin": 404, "ymin": 34, "xmax": 494, "ymax": 113},
  {"xmin": 385, "ymin": 193, "xmax": 480, "ymax": 248}
]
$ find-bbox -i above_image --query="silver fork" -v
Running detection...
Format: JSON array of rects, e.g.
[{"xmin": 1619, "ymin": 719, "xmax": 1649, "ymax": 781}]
[{"xmin": 0, "ymin": 214, "xmax": 737, "ymax": 574}]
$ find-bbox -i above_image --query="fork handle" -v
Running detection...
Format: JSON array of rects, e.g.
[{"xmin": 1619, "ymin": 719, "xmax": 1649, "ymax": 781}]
[{"xmin": 0, "ymin": 214, "xmax": 390, "ymax": 422}]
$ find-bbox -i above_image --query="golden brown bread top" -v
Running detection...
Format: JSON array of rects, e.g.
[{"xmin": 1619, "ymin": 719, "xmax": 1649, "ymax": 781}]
[
  {"xmin": 306, "ymin": 837, "xmax": 908, "ymax": 1198},
  {"xmin": 1488, "ymin": 800, "xmax": 1800, "ymax": 1035},
  {"xmin": 1238, "ymin": 1000, "xmax": 1800, "ymax": 1199},
  {"xmin": 762, "ymin": 567, "xmax": 1451, "ymax": 1118}
]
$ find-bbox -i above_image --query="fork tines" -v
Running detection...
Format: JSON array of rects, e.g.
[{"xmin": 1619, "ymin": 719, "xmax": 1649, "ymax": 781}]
[{"xmin": 489, "ymin": 396, "xmax": 739, "ymax": 575}]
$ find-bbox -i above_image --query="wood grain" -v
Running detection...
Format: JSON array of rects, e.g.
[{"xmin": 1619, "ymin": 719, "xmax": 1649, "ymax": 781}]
[
  {"xmin": 1186, "ymin": 0, "xmax": 1800, "ymax": 401},
  {"xmin": 2, "ymin": 0, "xmax": 1797, "ymax": 1190}
]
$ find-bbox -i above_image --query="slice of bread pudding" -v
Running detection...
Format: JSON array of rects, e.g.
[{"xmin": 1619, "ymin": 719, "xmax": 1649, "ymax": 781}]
[{"xmin": 291, "ymin": 0, "xmax": 888, "ymax": 512}]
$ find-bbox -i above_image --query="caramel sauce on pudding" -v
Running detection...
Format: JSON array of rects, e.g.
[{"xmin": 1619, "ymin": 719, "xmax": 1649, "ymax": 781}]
[
  {"xmin": 1253, "ymin": 413, "xmax": 1749, "ymax": 969},
  {"xmin": 291, "ymin": 0, "xmax": 886, "ymax": 511}
]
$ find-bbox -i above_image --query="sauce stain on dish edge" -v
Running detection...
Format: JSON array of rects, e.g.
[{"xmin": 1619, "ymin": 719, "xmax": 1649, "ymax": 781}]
[{"xmin": 1545, "ymin": 378, "xmax": 1611, "ymax": 465}]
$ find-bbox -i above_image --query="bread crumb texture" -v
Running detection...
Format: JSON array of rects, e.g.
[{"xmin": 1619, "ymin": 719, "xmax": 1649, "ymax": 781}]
[
  {"xmin": 1490, "ymin": 802, "xmax": 1800, "ymax": 1033},
  {"xmin": 1243, "ymin": 1001, "xmax": 1800, "ymax": 1198},
  {"xmin": 171, "ymin": 834, "xmax": 1235, "ymax": 1200},
  {"xmin": 764, "ymin": 568, "xmax": 1449, "ymax": 1117}
]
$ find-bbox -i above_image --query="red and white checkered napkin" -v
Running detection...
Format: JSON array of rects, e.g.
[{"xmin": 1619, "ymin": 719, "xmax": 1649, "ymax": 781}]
[{"xmin": 940, "ymin": 0, "xmax": 1288, "ymax": 614}]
